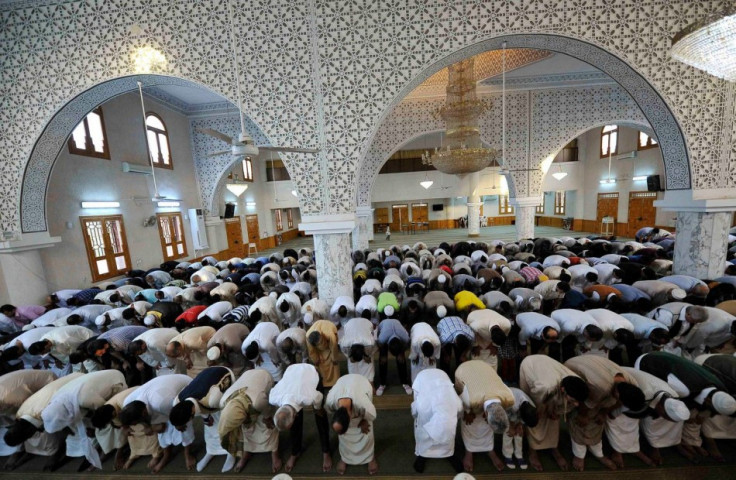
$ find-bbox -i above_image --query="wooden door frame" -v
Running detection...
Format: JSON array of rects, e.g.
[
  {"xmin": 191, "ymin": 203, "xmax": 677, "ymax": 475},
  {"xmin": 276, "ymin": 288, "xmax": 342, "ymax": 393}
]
[
  {"xmin": 627, "ymin": 191, "xmax": 657, "ymax": 238},
  {"xmin": 156, "ymin": 212, "xmax": 188, "ymax": 261},
  {"xmin": 80, "ymin": 214, "xmax": 132, "ymax": 282},
  {"xmin": 245, "ymin": 214, "xmax": 260, "ymax": 250}
]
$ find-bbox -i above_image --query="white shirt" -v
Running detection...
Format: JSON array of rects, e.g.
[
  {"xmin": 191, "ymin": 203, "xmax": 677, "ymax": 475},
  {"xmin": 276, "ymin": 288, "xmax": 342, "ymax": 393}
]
[
  {"xmin": 551, "ymin": 309, "xmax": 599, "ymax": 341},
  {"xmin": 411, "ymin": 369, "xmax": 462, "ymax": 457},
  {"xmin": 198, "ymin": 301, "xmax": 232, "ymax": 323},
  {"xmin": 134, "ymin": 328, "xmax": 179, "ymax": 368},
  {"xmin": 242, "ymin": 322, "xmax": 280, "ymax": 359},
  {"xmin": 41, "ymin": 326, "xmax": 95, "ymax": 363},
  {"xmin": 276, "ymin": 292, "xmax": 302, "ymax": 328},
  {"xmin": 28, "ymin": 308, "xmax": 73, "ymax": 328},
  {"xmin": 339, "ymin": 317, "xmax": 375, "ymax": 352},
  {"xmin": 275, "ymin": 327, "xmax": 307, "ymax": 365},
  {"xmin": 516, "ymin": 312, "xmax": 560, "ymax": 346},
  {"xmin": 268, "ymin": 363, "xmax": 323, "ymax": 412},
  {"xmin": 409, "ymin": 322, "xmax": 440, "ymax": 362},
  {"xmin": 586, "ymin": 309, "xmax": 634, "ymax": 349},
  {"xmin": 123, "ymin": 374, "xmax": 192, "ymax": 424},
  {"xmin": 4, "ymin": 327, "xmax": 54, "ymax": 368}
]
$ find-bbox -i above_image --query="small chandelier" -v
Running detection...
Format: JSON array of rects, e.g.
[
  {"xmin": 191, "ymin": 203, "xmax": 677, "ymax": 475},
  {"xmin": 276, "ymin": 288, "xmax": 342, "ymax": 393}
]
[
  {"xmin": 551, "ymin": 164, "xmax": 568, "ymax": 181},
  {"xmin": 226, "ymin": 174, "xmax": 248, "ymax": 197},
  {"xmin": 671, "ymin": 6, "xmax": 736, "ymax": 81},
  {"xmin": 422, "ymin": 57, "xmax": 500, "ymax": 175},
  {"xmin": 420, "ymin": 171, "xmax": 434, "ymax": 189}
]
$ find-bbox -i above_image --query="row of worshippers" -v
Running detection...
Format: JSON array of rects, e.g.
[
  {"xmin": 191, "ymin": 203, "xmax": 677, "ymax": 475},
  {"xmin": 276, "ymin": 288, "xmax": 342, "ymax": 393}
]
[{"xmin": 2, "ymin": 232, "xmax": 736, "ymax": 472}]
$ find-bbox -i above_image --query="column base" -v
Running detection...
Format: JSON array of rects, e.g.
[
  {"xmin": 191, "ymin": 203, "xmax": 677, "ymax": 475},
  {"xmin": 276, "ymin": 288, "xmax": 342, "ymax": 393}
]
[{"xmin": 468, "ymin": 233, "xmax": 480, "ymax": 238}]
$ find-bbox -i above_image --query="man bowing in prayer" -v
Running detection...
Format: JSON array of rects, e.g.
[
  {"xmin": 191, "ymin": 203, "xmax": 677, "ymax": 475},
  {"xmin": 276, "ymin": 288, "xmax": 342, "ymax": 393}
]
[{"xmin": 325, "ymin": 373, "xmax": 378, "ymax": 475}]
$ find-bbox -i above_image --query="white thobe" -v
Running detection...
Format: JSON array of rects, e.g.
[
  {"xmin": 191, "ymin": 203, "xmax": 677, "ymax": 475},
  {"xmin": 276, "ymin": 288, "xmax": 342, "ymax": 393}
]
[
  {"xmin": 123, "ymin": 374, "xmax": 192, "ymax": 425},
  {"xmin": 325, "ymin": 374, "xmax": 376, "ymax": 465},
  {"xmin": 268, "ymin": 363, "xmax": 323, "ymax": 411},
  {"xmin": 409, "ymin": 322, "xmax": 440, "ymax": 382},
  {"xmin": 28, "ymin": 308, "xmax": 73, "ymax": 328},
  {"xmin": 411, "ymin": 369, "xmax": 462, "ymax": 458},
  {"xmin": 516, "ymin": 312, "xmax": 560, "ymax": 346},
  {"xmin": 242, "ymin": 322, "xmax": 282, "ymax": 381},
  {"xmin": 198, "ymin": 301, "xmax": 233, "ymax": 323},
  {"xmin": 134, "ymin": 328, "xmax": 182, "ymax": 375},
  {"xmin": 339, "ymin": 318, "xmax": 376, "ymax": 382}
]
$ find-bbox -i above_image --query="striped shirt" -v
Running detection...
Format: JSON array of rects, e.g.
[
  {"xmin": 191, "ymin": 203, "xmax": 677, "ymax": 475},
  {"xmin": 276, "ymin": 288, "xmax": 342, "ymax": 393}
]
[
  {"xmin": 72, "ymin": 288, "xmax": 102, "ymax": 306},
  {"xmin": 99, "ymin": 326, "xmax": 148, "ymax": 351},
  {"xmin": 223, "ymin": 305, "xmax": 249, "ymax": 324},
  {"xmin": 436, "ymin": 316, "xmax": 475, "ymax": 345}
]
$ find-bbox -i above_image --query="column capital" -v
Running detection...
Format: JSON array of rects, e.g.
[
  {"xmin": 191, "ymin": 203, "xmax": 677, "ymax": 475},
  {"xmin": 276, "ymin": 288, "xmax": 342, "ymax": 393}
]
[
  {"xmin": 654, "ymin": 189, "xmax": 736, "ymax": 213},
  {"xmin": 0, "ymin": 231, "xmax": 61, "ymax": 253},
  {"xmin": 299, "ymin": 213, "xmax": 356, "ymax": 235},
  {"xmin": 356, "ymin": 206, "xmax": 374, "ymax": 216},
  {"xmin": 510, "ymin": 196, "xmax": 543, "ymax": 207}
]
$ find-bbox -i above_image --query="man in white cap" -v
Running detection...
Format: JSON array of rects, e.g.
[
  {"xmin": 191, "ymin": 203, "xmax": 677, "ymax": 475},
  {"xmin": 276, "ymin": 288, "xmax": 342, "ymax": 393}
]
[
  {"xmin": 693, "ymin": 354, "xmax": 736, "ymax": 461},
  {"xmin": 269, "ymin": 363, "xmax": 324, "ymax": 473},
  {"xmin": 166, "ymin": 326, "xmax": 216, "ymax": 377},
  {"xmin": 325, "ymin": 373, "xmax": 378, "ymax": 475},
  {"xmin": 615, "ymin": 366, "xmax": 690, "ymax": 467},
  {"xmin": 206, "ymin": 323, "xmax": 249, "ymax": 375},
  {"xmin": 94, "ymin": 306, "xmax": 130, "ymax": 332},
  {"xmin": 454, "ymin": 360, "xmax": 513, "ymax": 472},
  {"xmin": 339, "ymin": 317, "xmax": 376, "ymax": 384},
  {"xmin": 129, "ymin": 327, "xmax": 183, "ymax": 376},
  {"xmin": 632, "ymin": 280, "xmax": 687, "ymax": 307},
  {"xmin": 409, "ymin": 322, "xmax": 441, "ymax": 382},
  {"xmin": 56, "ymin": 304, "xmax": 111, "ymax": 330},
  {"xmin": 411, "ymin": 368, "xmax": 463, "ymax": 473},
  {"xmin": 41, "ymin": 370, "xmax": 127, "ymax": 470},
  {"xmin": 423, "ymin": 290, "xmax": 455, "ymax": 325},
  {"xmin": 301, "ymin": 298, "xmax": 329, "ymax": 327},
  {"xmin": 636, "ymin": 351, "xmax": 736, "ymax": 461}
]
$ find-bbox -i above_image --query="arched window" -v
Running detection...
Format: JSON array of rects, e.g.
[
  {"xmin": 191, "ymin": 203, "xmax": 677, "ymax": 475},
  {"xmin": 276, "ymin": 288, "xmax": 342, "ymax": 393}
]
[
  {"xmin": 68, "ymin": 107, "xmax": 110, "ymax": 159},
  {"xmin": 600, "ymin": 125, "xmax": 618, "ymax": 158},
  {"xmin": 638, "ymin": 131, "xmax": 659, "ymax": 150},
  {"xmin": 146, "ymin": 113, "xmax": 173, "ymax": 169}
]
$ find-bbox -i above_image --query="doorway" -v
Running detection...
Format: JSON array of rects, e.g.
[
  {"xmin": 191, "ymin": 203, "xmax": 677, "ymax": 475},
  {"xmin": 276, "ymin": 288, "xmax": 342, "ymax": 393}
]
[
  {"xmin": 391, "ymin": 204, "xmax": 409, "ymax": 233},
  {"xmin": 628, "ymin": 191, "xmax": 657, "ymax": 238},
  {"xmin": 225, "ymin": 218, "xmax": 244, "ymax": 258},
  {"xmin": 245, "ymin": 215, "xmax": 260, "ymax": 251},
  {"xmin": 596, "ymin": 192, "xmax": 619, "ymax": 234}
]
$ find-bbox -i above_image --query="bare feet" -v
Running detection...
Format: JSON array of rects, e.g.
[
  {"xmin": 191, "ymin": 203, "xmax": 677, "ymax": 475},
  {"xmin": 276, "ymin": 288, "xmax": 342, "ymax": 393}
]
[
  {"xmin": 552, "ymin": 448, "xmax": 569, "ymax": 471},
  {"xmin": 649, "ymin": 448, "xmax": 663, "ymax": 466},
  {"xmin": 693, "ymin": 446, "xmax": 709, "ymax": 457},
  {"xmin": 233, "ymin": 452, "xmax": 251, "ymax": 473},
  {"xmin": 572, "ymin": 456, "xmax": 585, "ymax": 472},
  {"xmin": 271, "ymin": 451, "xmax": 282, "ymax": 473},
  {"xmin": 322, "ymin": 452, "xmax": 333, "ymax": 472},
  {"xmin": 285, "ymin": 454, "xmax": 299, "ymax": 473},
  {"xmin": 596, "ymin": 455, "xmax": 617, "ymax": 470},
  {"xmin": 529, "ymin": 449, "xmax": 543, "ymax": 472},
  {"xmin": 114, "ymin": 449, "xmax": 127, "ymax": 471},
  {"xmin": 463, "ymin": 451, "xmax": 474, "ymax": 472},
  {"xmin": 705, "ymin": 438, "xmax": 725, "ymax": 462},
  {"xmin": 185, "ymin": 452, "xmax": 196, "ymax": 471},
  {"xmin": 336, "ymin": 459, "xmax": 347, "ymax": 475},
  {"xmin": 611, "ymin": 451, "xmax": 624, "ymax": 469},
  {"xmin": 368, "ymin": 457, "xmax": 378, "ymax": 475},
  {"xmin": 489, "ymin": 451, "xmax": 505, "ymax": 472},
  {"xmin": 677, "ymin": 445, "xmax": 697, "ymax": 463},
  {"xmin": 143, "ymin": 456, "xmax": 156, "ymax": 470},
  {"xmin": 634, "ymin": 451, "xmax": 655, "ymax": 467}
]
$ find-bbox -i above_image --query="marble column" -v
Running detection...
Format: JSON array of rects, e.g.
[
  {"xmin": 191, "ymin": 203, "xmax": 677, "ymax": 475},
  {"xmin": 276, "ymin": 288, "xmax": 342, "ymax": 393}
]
[
  {"xmin": 672, "ymin": 211, "xmax": 730, "ymax": 279},
  {"xmin": 467, "ymin": 172, "xmax": 481, "ymax": 237},
  {"xmin": 299, "ymin": 214, "xmax": 356, "ymax": 306},
  {"xmin": 352, "ymin": 206, "xmax": 373, "ymax": 251},
  {"xmin": 655, "ymin": 190, "xmax": 736, "ymax": 280},
  {"xmin": 510, "ymin": 196, "xmax": 542, "ymax": 241},
  {"xmin": 467, "ymin": 202, "xmax": 482, "ymax": 237}
]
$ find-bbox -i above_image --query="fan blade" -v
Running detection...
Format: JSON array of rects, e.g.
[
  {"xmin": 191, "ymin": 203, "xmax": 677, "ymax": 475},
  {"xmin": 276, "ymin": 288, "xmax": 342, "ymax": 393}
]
[
  {"xmin": 257, "ymin": 145, "xmax": 320, "ymax": 154},
  {"xmin": 206, "ymin": 150, "xmax": 231, "ymax": 158},
  {"xmin": 197, "ymin": 128, "xmax": 233, "ymax": 145}
]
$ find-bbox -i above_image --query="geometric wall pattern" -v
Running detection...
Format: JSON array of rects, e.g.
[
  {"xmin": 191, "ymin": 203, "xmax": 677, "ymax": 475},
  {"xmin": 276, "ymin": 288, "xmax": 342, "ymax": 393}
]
[
  {"xmin": 357, "ymin": 84, "xmax": 651, "ymax": 205},
  {"xmin": 1, "ymin": 0, "xmax": 731, "ymax": 236}
]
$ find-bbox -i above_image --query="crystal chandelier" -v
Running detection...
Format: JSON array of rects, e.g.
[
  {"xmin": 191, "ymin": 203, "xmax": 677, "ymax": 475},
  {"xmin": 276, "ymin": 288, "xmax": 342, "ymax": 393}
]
[
  {"xmin": 422, "ymin": 58, "xmax": 500, "ymax": 174},
  {"xmin": 670, "ymin": 6, "xmax": 736, "ymax": 82}
]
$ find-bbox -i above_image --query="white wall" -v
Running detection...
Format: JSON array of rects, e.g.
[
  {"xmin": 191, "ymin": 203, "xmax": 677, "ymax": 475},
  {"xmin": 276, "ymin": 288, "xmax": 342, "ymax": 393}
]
[{"xmin": 40, "ymin": 92, "xmax": 205, "ymax": 289}]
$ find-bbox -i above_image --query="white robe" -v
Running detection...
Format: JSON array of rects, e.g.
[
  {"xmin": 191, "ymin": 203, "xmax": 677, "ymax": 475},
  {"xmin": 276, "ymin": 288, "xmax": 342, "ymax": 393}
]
[{"xmin": 411, "ymin": 369, "xmax": 462, "ymax": 458}]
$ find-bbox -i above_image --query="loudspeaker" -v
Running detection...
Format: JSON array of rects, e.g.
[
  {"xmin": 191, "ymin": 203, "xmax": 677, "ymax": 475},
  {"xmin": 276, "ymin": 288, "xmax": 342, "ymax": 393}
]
[
  {"xmin": 646, "ymin": 175, "xmax": 661, "ymax": 192},
  {"xmin": 224, "ymin": 203, "xmax": 236, "ymax": 218}
]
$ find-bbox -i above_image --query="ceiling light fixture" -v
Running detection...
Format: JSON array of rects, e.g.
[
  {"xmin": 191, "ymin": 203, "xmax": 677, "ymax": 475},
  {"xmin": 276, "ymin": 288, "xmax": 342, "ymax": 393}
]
[
  {"xmin": 551, "ymin": 163, "xmax": 568, "ymax": 181},
  {"xmin": 131, "ymin": 46, "xmax": 167, "ymax": 74},
  {"xmin": 226, "ymin": 183, "xmax": 248, "ymax": 197},
  {"xmin": 671, "ymin": 6, "xmax": 736, "ymax": 82},
  {"xmin": 81, "ymin": 201, "xmax": 120, "ymax": 209},
  {"xmin": 599, "ymin": 178, "xmax": 616, "ymax": 185},
  {"xmin": 157, "ymin": 201, "xmax": 180, "ymax": 207},
  {"xmin": 632, "ymin": 175, "xmax": 647, "ymax": 181},
  {"xmin": 420, "ymin": 171, "xmax": 434, "ymax": 189},
  {"xmin": 291, "ymin": 190, "xmax": 298, "ymax": 197}
]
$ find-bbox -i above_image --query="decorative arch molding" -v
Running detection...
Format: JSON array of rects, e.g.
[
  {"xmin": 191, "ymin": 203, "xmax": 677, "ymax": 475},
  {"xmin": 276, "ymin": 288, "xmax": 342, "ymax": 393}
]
[
  {"xmin": 19, "ymin": 74, "xmax": 270, "ymax": 233},
  {"xmin": 356, "ymin": 34, "xmax": 691, "ymax": 208},
  {"xmin": 358, "ymin": 84, "xmax": 656, "ymax": 206}
]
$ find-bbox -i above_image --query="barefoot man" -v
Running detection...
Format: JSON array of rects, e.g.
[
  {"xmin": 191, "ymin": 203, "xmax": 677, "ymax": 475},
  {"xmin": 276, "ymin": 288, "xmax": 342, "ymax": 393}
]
[{"xmin": 325, "ymin": 374, "xmax": 379, "ymax": 475}]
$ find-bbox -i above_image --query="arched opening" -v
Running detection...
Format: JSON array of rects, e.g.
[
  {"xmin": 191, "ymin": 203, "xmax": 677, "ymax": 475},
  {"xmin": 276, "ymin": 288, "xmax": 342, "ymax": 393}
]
[{"xmin": 357, "ymin": 34, "xmax": 691, "ymax": 209}]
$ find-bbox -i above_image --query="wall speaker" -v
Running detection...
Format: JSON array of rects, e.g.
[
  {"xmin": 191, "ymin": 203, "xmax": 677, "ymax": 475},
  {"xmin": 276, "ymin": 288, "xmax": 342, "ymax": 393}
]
[
  {"xmin": 224, "ymin": 203, "xmax": 236, "ymax": 218},
  {"xmin": 646, "ymin": 175, "xmax": 661, "ymax": 192}
]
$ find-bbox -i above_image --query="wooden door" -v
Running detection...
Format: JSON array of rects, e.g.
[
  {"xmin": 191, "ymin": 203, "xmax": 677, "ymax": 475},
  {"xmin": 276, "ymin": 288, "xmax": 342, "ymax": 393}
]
[
  {"xmin": 628, "ymin": 191, "xmax": 657, "ymax": 238},
  {"xmin": 596, "ymin": 193, "xmax": 619, "ymax": 223},
  {"xmin": 225, "ymin": 219, "xmax": 244, "ymax": 258},
  {"xmin": 411, "ymin": 203, "xmax": 428, "ymax": 223},
  {"xmin": 391, "ymin": 204, "xmax": 409, "ymax": 232},
  {"xmin": 374, "ymin": 207, "xmax": 389, "ymax": 233},
  {"xmin": 245, "ymin": 215, "xmax": 260, "ymax": 250}
]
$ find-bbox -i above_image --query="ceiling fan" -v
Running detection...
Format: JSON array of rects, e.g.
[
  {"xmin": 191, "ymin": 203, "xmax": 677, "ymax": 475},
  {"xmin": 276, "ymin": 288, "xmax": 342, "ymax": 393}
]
[{"xmin": 198, "ymin": 1, "xmax": 319, "ymax": 160}]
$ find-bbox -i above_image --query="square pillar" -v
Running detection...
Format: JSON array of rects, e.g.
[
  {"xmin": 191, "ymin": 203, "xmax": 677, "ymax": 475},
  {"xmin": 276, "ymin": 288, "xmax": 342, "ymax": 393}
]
[
  {"xmin": 299, "ymin": 214, "xmax": 356, "ymax": 306},
  {"xmin": 510, "ymin": 196, "xmax": 542, "ymax": 241},
  {"xmin": 353, "ymin": 206, "xmax": 373, "ymax": 251},
  {"xmin": 673, "ymin": 211, "xmax": 730, "ymax": 279}
]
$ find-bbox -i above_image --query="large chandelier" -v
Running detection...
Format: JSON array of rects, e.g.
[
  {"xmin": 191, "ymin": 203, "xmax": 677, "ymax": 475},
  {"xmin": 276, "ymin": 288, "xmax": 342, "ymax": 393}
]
[
  {"xmin": 670, "ymin": 6, "xmax": 736, "ymax": 82},
  {"xmin": 422, "ymin": 58, "xmax": 500, "ymax": 175}
]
